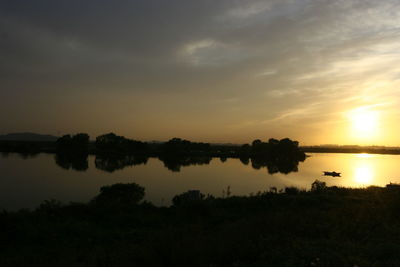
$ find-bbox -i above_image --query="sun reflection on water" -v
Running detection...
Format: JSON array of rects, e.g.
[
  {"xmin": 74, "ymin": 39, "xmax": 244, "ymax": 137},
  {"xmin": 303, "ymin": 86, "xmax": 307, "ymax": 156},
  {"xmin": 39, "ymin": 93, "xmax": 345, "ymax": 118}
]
[
  {"xmin": 354, "ymin": 165, "xmax": 374, "ymax": 185},
  {"xmin": 357, "ymin": 153, "xmax": 374, "ymax": 159}
]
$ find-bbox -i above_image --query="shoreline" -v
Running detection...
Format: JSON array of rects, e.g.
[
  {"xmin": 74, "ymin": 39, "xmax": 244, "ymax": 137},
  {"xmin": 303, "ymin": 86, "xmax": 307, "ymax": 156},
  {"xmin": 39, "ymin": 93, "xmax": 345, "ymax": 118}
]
[
  {"xmin": 301, "ymin": 147, "xmax": 400, "ymax": 155},
  {"xmin": 2, "ymin": 140, "xmax": 400, "ymax": 156}
]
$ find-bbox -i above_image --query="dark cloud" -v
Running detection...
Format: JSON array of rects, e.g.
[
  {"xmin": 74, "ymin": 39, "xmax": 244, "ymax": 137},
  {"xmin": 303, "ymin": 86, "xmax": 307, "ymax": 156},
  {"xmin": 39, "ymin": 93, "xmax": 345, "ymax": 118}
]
[{"xmin": 1, "ymin": 0, "xmax": 400, "ymax": 144}]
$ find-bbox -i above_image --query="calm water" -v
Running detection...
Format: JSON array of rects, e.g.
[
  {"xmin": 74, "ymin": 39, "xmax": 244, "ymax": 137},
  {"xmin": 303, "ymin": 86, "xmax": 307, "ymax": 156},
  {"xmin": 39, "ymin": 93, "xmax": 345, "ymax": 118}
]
[{"xmin": 1, "ymin": 152, "xmax": 400, "ymax": 210}]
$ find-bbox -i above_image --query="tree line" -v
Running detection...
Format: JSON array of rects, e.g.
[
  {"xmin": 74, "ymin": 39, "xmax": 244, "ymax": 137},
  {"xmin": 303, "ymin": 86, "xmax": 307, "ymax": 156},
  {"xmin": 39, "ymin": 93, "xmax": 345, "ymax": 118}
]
[{"xmin": 55, "ymin": 132, "xmax": 305, "ymax": 159}]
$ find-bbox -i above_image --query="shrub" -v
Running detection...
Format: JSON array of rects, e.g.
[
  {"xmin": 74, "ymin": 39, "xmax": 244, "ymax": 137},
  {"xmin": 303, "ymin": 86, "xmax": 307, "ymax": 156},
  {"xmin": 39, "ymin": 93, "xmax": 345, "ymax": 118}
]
[
  {"xmin": 311, "ymin": 180, "xmax": 327, "ymax": 193},
  {"xmin": 36, "ymin": 199, "xmax": 63, "ymax": 215},
  {"xmin": 172, "ymin": 190, "xmax": 205, "ymax": 206},
  {"xmin": 285, "ymin": 186, "xmax": 300, "ymax": 195},
  {"xmin": 91, "ymin": 183, "xmax": 145, "ymax": 207}
]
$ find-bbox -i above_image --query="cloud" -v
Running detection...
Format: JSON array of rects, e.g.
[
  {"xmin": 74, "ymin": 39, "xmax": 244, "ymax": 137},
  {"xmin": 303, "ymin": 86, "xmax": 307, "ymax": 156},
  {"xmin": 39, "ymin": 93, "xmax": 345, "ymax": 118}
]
[{"xmin": 1, "ymin": 0, "xmax": 400, "ymax": 144}]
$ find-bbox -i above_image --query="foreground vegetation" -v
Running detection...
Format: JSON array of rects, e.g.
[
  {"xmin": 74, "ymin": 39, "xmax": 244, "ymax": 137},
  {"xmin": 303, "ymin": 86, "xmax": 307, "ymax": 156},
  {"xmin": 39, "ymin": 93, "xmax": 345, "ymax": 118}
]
[{"xmin": 2, "ymin": 181, "xmax": 400, "ymax": 266}]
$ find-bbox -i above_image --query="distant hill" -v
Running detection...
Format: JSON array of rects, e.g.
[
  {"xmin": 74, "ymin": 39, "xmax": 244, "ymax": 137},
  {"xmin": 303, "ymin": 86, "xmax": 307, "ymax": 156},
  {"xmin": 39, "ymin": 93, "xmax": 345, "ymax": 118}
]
[{"xmin": 0, "ymin": 133, "xmax": 59, "ymax": 142}]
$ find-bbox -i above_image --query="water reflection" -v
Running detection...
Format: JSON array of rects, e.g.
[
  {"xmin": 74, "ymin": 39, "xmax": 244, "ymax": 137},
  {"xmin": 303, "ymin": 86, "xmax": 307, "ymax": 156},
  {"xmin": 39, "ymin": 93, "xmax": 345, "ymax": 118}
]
[
  {"xmin": 156, "ymin": 155, "xmax": 302, "ymax": 174},
  {"xmin": 95, "ymin": 155, "xmax": 148, "ymax": 172},
  {"xmin": 250, "ymin": 157, "xmax": 301, "ymax": 174},
  {"xmin": 46, "ymin": 150, "xmax": 391, "ymax": 182},
  {"xmin": 10, "ymin": 152, "xmax": 40, "ymax": 159},
  {"xmin": 352, "ymin": 154, "xmax": 375, "ymax": 185},
  {"xmin": 3, "ymin": 152, "xmax": 400, "ymax": 210},
  {"xmin": 354, "ymin": 165, "xmax": 374, "ymax": 185},
  {"xmin": 55, "ymin": 152, "xmax": 89, "ymax": 171},
  {"xmin": 308, "ymin": 153, "xmax": 384, "ymax": 187},
  {"xmin": 52, "ymin": 152, "xmax": 304, "ymax": 174},
  {"xmin": 158, "ymin": 156, "xmax": 212, "ymax": 172},
  {"xmin": 357, "ymin": 153, "xmax": 374, "ymax": 159}
]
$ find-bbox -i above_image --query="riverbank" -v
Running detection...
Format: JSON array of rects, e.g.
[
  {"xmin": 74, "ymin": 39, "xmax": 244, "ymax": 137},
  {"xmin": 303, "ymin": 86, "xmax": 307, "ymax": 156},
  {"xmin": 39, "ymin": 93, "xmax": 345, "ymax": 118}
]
[
  {"xmin": 301, "ymin": 146, "xmax": 400, "ymax": 155},
  {"xmin": 1, "ymin": 181, "xmax": 400, "ymax": 266},
  {"xmin": 2, "ymin": 140, "xmax": 400, "ymax": 156}
]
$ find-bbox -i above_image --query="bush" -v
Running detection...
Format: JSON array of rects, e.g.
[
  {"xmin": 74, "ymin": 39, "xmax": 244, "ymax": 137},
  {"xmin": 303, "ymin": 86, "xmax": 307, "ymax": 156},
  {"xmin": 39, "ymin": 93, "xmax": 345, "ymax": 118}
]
[
  {"xmin": 172, "ymin": 190, "xmax": 205, "ymax": 206},
  {"xmin": 36, "ymin": 199, "xmax": 63, "ymax": 216},
  {"xmin": 311, "ymin": 180, "xmax": 327, "ymax": 193},
  {"xmin": 285, "ymin": 187, "xmax": 300, "ymax": 195},
  {"xmin": 91, "ymin": 183, "xmax": 145, "ymax": 207}
]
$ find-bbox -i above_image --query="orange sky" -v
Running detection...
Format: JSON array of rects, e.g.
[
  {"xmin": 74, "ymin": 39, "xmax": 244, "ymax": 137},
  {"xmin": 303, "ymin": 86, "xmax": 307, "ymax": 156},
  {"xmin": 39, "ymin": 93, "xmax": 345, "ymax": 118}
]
[{"xmin": 1, "ymin": 0, "xmax": 400, "ymax": 145}]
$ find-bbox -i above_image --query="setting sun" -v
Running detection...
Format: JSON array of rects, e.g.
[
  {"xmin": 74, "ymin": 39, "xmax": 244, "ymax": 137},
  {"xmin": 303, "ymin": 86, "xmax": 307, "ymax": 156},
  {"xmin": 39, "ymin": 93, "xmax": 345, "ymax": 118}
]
[{"xmin": 348, "ymin": 107, "xmax": 380, "ymax": 141}]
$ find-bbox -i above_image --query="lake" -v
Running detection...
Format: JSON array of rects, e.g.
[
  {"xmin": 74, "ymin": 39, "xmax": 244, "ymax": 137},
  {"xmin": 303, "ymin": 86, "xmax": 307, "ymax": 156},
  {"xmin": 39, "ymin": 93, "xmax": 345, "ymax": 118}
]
[{"xmin": 1, "ymin": 152, "xmax": 400, "ymax": 210}]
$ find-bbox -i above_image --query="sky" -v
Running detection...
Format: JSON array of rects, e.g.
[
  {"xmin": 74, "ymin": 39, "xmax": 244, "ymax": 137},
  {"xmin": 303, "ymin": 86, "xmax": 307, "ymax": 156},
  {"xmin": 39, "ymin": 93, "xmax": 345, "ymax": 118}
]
[{"xmin": 1, "ymin": 0, "xmax": 400, "ymax": 145}]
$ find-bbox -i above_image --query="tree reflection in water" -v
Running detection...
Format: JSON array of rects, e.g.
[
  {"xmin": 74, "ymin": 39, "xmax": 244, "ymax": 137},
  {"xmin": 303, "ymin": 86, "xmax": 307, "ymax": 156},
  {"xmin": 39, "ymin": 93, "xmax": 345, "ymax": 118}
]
[
  {"xmin": 249, "ymin": 156, "xmax": 302, "ymax": 174},
  {"xmin": 95, "ymin": 154, "xmax": 148, "ymax": 172},
  {"xmin": 158, "ymin": 156, "xmax": 212, "ymax": 172},
  {"xmin": 54, "ymin": 154, "xmax": 305, "ymax": 174},
  {"xmin": 17, "ymin": 152, "xmax": 39, "ymax": 159},
  {"xmin": 54, "ymin": 152, "xmax": 88, "ymax": 171},
  {"xmin": 235, "ymin": 154, "xmax": 305, "ymax": 174}
]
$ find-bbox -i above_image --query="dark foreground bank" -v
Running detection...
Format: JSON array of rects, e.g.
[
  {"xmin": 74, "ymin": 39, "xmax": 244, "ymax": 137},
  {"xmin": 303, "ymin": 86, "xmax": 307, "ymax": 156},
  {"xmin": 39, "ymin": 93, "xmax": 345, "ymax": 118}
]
[{"xmin": 1, "ymin": 181, "xmax": 400, "ymax": 266}]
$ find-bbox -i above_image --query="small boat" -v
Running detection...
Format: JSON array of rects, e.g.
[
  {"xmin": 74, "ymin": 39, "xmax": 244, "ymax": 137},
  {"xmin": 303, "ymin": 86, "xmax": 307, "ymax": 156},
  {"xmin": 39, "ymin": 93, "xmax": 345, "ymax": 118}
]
[{"xmin": 323, "ymin": 171, "xmax": 341, "ymax": 177}]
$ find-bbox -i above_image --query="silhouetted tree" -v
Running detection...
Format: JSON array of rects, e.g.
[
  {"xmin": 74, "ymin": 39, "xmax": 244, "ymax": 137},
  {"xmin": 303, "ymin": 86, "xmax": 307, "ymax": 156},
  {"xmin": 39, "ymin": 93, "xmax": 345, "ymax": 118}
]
[
  {"xmin": 252, "ymin": 139, "xmax": 262, "ymax": 147},
  {"xmin": 311, "ymin": 180, "xmax": 327, "ymax": 192},
  {"xmin": 268, "ymin": 138, "xmax": 280, "ymax": 146},
  {"xmin": 242, "ymin": 138, "xmax": 306, "ymax": 174},
  {"xmin": 95, "ymin": 133, "xmax": 148, "ymax": 154},
  {"xmin": 162, "ymin": 138, "xmax": 211, "ymax": 155},
  {"xmin": 56, "ymin": 134, "xmax": 71, "ymax": 147},
  {"xmin": 72, "ymin": 133, "xmax": 89, "ymax": 147},
  {"xmin": 285, "ymin": 187, "xmax": 300, "ymax": 195},
  {"xmin": 36, "ymin": 199, "xmax": 63, "ymax": 215},
  {"xmin": 239, "ymin": 144, "xmax": 251, "ymax": 156},
  {"xmin": 239, "ymin": 156, "xmax": 250, "ymax": 165},
  {"xmin": 95, "ymin": 133, "xmax": 123, "ymax": 151},
  {"xmin": 91, "ymin": 183, "xmax": 145, "ymax": 207},
  {"xmin": 172, "ymin": 190, "xmax": 205, "ymax": 206},
  {"xmin": 56, "ymin": 133, "xmax": 89, "ymax": 152},
  {"xmin": 55, "ymin": 133, "xmax": 89, "ymax": 171}
]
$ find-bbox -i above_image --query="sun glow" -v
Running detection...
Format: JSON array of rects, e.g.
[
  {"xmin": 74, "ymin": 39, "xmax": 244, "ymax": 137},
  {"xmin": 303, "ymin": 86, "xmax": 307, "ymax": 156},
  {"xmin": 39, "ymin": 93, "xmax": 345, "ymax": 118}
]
[{"xmin": 348, "ymin": 107, "xmax": 380, "ymax": 141}]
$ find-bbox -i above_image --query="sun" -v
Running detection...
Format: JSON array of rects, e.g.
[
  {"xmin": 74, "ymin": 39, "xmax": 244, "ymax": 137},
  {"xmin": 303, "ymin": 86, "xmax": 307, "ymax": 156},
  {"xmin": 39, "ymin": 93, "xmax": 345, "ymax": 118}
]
[{"xmin": 348, "ymin": 107, "xmax": 380, "ymax": 140}]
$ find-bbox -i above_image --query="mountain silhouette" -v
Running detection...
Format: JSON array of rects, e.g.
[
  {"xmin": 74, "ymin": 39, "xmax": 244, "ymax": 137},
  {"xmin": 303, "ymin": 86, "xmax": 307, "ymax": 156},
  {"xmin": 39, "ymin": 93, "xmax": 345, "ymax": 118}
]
[{"xmin": 0, "ymin": 132, "xmax": 59, "ymax": 141}]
